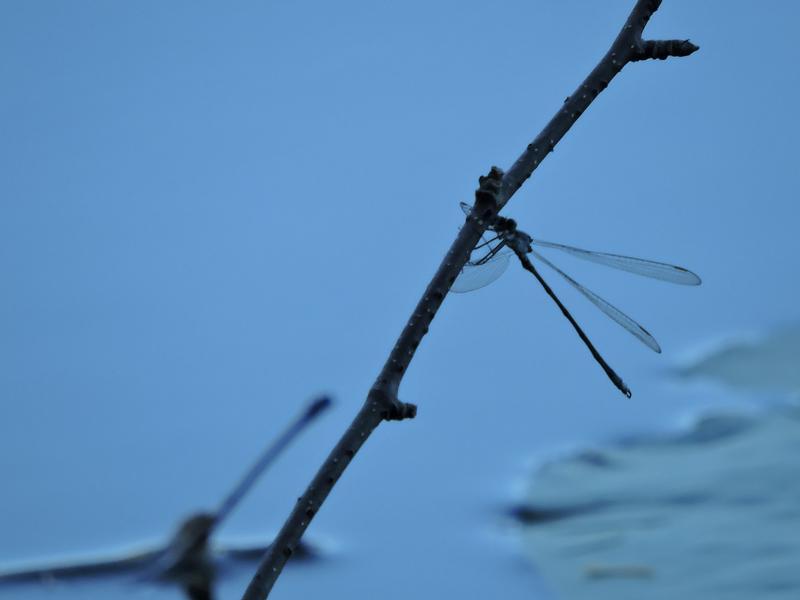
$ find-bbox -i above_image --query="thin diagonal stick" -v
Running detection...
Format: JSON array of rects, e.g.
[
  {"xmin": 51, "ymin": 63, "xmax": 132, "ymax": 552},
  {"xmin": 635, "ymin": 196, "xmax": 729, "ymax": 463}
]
[{"xmin": 243, "ymin": 2, "xmax": 696, "ymax": 597}]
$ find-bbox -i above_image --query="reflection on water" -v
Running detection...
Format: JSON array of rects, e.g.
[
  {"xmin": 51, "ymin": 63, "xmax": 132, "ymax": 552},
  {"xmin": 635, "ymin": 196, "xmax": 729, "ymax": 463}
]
[
  {"xmin": 675, "ymin": 324, "xmax": 800, "ymax": 395},
  {"xmin": 513, "ymin": 324, "xmax": 800, "ymax": 598},
  {"xmin": 6, "ymin": 324, "xmax": 798, "ymax": 600},
  {"xmin": 516, "ymin": 407, "xmax": 800, "ymax": 598}
]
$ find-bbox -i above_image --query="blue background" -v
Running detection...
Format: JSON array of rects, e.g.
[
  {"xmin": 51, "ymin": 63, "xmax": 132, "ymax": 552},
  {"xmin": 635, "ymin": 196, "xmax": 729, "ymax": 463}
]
[{"xmin": 1, "ymin": 1, "xmax": 798, "ymax": 598}]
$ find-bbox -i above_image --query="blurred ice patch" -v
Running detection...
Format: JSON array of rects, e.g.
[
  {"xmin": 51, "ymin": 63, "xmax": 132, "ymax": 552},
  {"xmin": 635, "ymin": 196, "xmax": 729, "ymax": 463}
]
[
  {"xmin": 512, "ymin": 406, "xmax": 800, "ymax": 599},
  {"xmin": 674, "ymin": 324, "xmax": 800, "ymax": 396}
]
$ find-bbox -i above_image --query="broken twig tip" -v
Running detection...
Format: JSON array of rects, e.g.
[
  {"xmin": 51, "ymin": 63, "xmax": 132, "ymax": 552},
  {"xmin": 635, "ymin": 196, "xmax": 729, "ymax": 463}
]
[
  {"xmin": 635, "ymin": 39, "xmax": 700, "ymax": 61},
  {"xmin": 305, "ymin": 395, "xmax": 333, "ymax": 420},
  {"xmin": 385, "ymin": 401, "xmax": 417, "ymax": 421}
]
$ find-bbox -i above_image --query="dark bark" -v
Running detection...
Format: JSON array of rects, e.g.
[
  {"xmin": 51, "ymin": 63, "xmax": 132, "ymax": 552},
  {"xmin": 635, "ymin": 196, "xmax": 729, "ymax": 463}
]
[{"xmin": 242, "ymin": 1, "xmax": 697, "ymax": 597}]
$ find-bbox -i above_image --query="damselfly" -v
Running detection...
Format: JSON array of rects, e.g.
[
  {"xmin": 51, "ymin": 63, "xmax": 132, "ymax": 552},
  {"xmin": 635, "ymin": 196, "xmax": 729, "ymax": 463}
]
[{"xmin": 453, "ymin": 202, "xmax": 701, "ymax": 396}]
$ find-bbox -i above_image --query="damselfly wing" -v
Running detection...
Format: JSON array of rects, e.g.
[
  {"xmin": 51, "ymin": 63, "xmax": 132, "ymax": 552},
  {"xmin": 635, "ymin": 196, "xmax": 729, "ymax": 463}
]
[
  {"xmin": 450, "ymin": 252, "xmax": 510, "ymax": 293},
  {"xmin": 452, "ymin": 202, "xmax": 701, "ymax": 353},
  {"xmin": 451, "ymin": 203, "xmax": 512, "ymax": 292}
]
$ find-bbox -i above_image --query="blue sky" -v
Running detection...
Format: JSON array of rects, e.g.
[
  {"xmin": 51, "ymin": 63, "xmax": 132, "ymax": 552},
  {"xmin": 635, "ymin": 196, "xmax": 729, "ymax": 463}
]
[{"xmin": 2, "ymin": 2, "xmax": 799, "ymax": 598}]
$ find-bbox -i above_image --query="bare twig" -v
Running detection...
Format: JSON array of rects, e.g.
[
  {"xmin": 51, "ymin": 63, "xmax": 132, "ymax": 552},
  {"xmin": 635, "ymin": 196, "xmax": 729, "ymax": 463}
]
[{"xmin": 242, "ymin": 1, "xmax": 696, "ymax": 597}]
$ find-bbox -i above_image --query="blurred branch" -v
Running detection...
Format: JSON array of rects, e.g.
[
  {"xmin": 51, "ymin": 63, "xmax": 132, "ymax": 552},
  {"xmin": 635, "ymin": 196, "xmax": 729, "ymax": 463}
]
[
  {"xmin": 213, "ymin": 396, "xmax": 332, "ymax": 529},
  {"xmin": 242, "ymin": 1, "xmax": 696, "ymax": 597}
]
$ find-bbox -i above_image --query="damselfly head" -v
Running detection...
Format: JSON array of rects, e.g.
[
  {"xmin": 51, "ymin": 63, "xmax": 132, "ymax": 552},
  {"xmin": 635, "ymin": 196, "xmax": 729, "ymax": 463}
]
[{"xmin": 505, "ymin": 231, "xmax": 532, "ymax": 254}]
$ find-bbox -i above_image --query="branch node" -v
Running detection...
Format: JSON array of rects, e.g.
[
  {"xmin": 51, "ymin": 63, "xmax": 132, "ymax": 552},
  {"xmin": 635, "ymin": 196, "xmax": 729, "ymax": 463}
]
[
  {"xmin": 369, "ymin": 388, "xmax": 417, "ymax": 421},
  {"xmin": 472, "ymin": 165, "xmax": 505, "ymax": 221},
  {"xmin": 475, "ymin": 166, "xmax": 504, "ymax": 208},
  {"xmin": 383, "ymin": 400, "xmax": 416, "ymax": 421}
]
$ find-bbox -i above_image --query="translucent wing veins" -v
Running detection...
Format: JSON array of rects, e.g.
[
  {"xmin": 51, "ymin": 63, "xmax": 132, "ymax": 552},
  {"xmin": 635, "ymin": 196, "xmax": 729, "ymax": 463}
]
[
  {"xmin": 529, "ymin": 249, "xmax": 662, "ymax": 353},
  {"xmin": 532, "ymin": 239, "xmax": 701, "ymax": 285}
]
